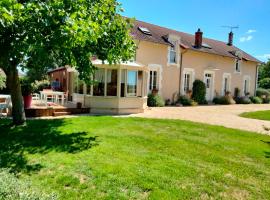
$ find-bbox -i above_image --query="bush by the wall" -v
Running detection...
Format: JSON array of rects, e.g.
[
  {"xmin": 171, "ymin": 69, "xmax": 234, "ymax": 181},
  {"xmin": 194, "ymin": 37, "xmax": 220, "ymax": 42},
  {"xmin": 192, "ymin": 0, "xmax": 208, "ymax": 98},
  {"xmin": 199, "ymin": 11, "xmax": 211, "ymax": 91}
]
[
  {"xmin": 235, "ymin": 96, "xmax": 252, "ymax": 104},
  {"xmin": 256, "ymin": 88, "xmax": 270, "ymax": 98},
  {"xmin": 259, "ymin": 78, "xmax": 270, "ymax": 89},
  {"xmin": 263, "ymin": 97, "xmax": 270, "ymax": 104},
  {"xmin": 178, "ymin": 95, "xmax": 197, "ymax": 106},
  {"xmin": 249, "ymin": 96, "xmax": 263, "ymax": 104},
  {"xmin": 192, "ymin": 80, "xmax": 206, "ymax": 104},
  {"xmin": 213, "ymin": 96, "xmax": 235, "ymax": 105},
  {"xmin": 147, "ymin": 94, "xmax": 165, "ymax": 107},
  {"xmin": 0, "ymin": 169, "xmax": 57, "ymax": 200}
]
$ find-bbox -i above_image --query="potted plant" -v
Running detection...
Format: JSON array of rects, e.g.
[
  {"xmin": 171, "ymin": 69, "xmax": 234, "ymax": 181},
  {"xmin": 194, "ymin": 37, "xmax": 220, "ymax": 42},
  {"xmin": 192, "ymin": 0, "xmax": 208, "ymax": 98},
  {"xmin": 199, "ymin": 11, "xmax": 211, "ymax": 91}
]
[{"xmin": 21, "ymin": 79, "xmax": 33, "ymax": 109}]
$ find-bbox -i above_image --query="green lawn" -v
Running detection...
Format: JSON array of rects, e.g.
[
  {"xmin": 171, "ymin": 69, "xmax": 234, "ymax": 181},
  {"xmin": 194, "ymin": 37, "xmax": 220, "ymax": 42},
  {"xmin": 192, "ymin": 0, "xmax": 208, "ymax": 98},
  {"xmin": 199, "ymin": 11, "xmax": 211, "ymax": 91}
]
[
  {"xmin": 240, "ymin": 110, "xmax": 270, "ymax": 121},
  {"xmin": 0, "ymin": 117, "xmax": 270, "ymax": 199}
]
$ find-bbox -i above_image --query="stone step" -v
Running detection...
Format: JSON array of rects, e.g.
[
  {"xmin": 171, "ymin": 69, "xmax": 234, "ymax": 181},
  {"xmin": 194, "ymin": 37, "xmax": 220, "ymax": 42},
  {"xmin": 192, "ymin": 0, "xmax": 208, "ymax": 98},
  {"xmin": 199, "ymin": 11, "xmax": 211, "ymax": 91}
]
[{"xmin": 53, "ymin": 111, "xmax": 72, "ymax": 117}]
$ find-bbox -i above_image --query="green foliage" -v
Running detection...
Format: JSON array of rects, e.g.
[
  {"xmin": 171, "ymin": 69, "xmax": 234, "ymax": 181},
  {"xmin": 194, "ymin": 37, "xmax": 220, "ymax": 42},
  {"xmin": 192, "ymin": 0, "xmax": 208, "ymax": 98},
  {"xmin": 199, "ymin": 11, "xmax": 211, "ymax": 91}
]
[
  {"xmin": 192, "ymin": 80, "xmax": 206, "ymax": 104},
  {"xmin": 0, "ymin": 71, "xmax": 6, "ymax": 90},
  {"xmin": 0, "ymin": 0, "xmax": 135, "ymax": 82},
  {"xmin": 20, "ymin": 78, "xmax": 33, "ymax": 96},
  {"xmin": 213, "ymin": 96, "xmax": 235, "ymax": 105},
  {"xmin": 235, "ymin": 96, "xmax": 252, "ymax": 104},
  {"xmin": 263, "ymin": 96, "xmax": 270, "ymax": 104},
  {"xmin": 178, "ymin": 95, "xmax": 197, "ymax": 106},
  {"xmin": 259, "ymin": 78, "xmax": 270, "ymax": 89},
  {"xmin": 249, "ymin": 96, "xmax": 263, "ymax": 104},
  {"xmin": 31, "ymin": 79, "xmax": 51, "ymax": 93},
  {"xmin": 0, "ymin": 169, "xmax": 57, "ymax": 200},
  {"xmin": 258, "ymin": 60, "xmax": 270, "ymax": 82},
  {"xmin": 147, "ymin": 94, "xmax": 165, "ymax": 107},
  {"xmin": 256, "ymin": 88, "xmax": 270, "ymax": 97}
]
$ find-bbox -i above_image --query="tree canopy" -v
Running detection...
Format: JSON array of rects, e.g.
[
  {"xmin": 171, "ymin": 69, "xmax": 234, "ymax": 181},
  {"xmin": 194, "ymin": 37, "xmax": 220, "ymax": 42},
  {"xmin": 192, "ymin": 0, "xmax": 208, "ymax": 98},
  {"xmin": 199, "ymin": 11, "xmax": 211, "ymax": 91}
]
[
  {"xmin": 258, "ymin": 60, "xmax": 270, "ymax": 89},
  {"xmin": 0, "ymin": 0, "xmax": 136, "ymax": 124}
]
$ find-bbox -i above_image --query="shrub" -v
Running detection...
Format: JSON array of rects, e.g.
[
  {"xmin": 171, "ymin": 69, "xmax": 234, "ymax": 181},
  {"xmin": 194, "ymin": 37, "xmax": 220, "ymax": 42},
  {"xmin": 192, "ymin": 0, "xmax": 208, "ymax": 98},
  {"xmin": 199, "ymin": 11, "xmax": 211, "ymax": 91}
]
[
  {"xmin": 259, "ymin": 78, "xmax": 270, "ymax": 89},
  {"xmin": 20, "ymin": 78, "xmax": 34, "ymax": 96},
  {"xmin": 0, "ymin": 169, "xmax": 57, "ymax": 200},
  {"xmin": 32, "ymin": 79, "xmax": 51, "ymax": 93},
  {"xmin": 235, "ymin": 96, "xmax": 252, "ymax": 104},
  {"xmin": 213, "ymin": 96, "xmax": 235, "ymax": 105},
  {"xmin": 192, "ymin": 80, "xmax": 206, "ymax": 104},
  {"xmin": 263, "ymin": 97, "xmax": 270, "ymax": 104},
  {"xmin": 147, "ymin": 94, "xmax": 165, "ymax": 107},
  {"xmin": 249, "ymin": 96, "xmax": 263, "ymax": 104},
  {"xmin": 178, "ymin": 95, "xmax": 197, "ymax": 106},
  {"xmin": 256, "ymin": 88, "xmax": 270, "ymax": 98}
]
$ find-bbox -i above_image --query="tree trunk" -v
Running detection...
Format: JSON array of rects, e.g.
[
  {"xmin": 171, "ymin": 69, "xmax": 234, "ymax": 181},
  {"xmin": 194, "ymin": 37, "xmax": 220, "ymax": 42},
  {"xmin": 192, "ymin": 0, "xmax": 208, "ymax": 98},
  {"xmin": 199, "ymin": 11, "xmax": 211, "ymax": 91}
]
[{"xmin": 6, "ymin": 67, "xmax": 26, "ymax": 125}]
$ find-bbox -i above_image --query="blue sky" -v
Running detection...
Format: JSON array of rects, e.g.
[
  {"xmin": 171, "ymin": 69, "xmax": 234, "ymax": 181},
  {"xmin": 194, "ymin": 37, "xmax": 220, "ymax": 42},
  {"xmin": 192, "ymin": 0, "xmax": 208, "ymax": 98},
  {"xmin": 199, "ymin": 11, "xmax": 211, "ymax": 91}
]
[{"xmin": 119, "ymin": 0, "xmax": 270, "ymax": 62}]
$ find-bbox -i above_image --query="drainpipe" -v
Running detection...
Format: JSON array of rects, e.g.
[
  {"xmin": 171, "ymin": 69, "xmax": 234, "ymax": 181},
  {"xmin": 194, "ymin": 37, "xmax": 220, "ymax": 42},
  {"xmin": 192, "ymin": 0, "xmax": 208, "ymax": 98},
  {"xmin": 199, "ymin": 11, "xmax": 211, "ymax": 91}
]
[
  {"xmin": 178, "ymin": 49, "xmax": 188, "ymax": 95},
  {"xmin": 254, "ymin": 64, "xmax": 259, "ymax": 95}
]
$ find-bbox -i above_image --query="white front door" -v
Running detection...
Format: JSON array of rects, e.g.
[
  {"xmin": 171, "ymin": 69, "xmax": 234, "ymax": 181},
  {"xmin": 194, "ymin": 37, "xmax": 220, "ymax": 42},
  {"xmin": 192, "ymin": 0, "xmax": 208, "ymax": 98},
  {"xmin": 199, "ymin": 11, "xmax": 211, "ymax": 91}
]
[{"xmin": 204, "ymin": 73, "xmax": 213, "ymax": 101}]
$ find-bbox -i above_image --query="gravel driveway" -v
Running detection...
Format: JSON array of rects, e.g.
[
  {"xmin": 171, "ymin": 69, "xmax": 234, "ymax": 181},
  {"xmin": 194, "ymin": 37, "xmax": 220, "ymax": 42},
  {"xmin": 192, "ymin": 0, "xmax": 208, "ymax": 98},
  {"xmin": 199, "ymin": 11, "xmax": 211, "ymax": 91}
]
[{"xmin": 129, "ymin": 104, "xmax": 270, "ymax": 135}]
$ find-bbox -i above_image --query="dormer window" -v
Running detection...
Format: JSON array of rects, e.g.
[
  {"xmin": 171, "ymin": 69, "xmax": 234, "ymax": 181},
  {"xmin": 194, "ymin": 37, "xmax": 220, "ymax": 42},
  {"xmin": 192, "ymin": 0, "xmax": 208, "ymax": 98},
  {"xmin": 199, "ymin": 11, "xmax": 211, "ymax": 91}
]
[
  {"xmin": 138, "ymin": 27, "xmax": 152, "ymax": 35},
  {"xmin": 235, "ymin": 59, "xmax": 241, "ymax": 73},
  {"xmin": 169, "ymin": 40, "xmax": 177, "ymax": 64}
]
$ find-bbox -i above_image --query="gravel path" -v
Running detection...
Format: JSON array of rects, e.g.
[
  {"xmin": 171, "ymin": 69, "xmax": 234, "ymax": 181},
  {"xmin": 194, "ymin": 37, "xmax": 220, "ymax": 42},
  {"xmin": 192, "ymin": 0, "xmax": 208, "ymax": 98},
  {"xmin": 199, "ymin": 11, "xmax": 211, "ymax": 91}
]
[{"xmin": 129, "ymin": 104, "xmax": 270, "ymax": 135}]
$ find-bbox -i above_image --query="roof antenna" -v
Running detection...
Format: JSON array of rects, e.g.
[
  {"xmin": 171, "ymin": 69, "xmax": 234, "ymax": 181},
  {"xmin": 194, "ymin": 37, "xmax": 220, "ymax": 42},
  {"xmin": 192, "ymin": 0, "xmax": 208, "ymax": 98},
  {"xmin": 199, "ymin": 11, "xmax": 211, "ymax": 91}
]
[
  {"xmin": 222, "ymin": 25, "xmax": 239, "ymax": 32},
  {"xmin": 222, "ymin": 26, "xmax": 239, "ymax": 46}
]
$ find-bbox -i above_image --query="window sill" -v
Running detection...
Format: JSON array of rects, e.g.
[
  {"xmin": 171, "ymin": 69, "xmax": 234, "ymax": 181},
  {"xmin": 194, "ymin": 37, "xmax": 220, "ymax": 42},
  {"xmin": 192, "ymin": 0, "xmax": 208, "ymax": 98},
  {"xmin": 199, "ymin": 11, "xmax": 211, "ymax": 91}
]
[
  {"xmin": 234, "ymin": 71, "xmax": 241, "ymax": 74},
  {"xmin": 167, "ymin": 63, "xmax": 179, "ymax": 67}
]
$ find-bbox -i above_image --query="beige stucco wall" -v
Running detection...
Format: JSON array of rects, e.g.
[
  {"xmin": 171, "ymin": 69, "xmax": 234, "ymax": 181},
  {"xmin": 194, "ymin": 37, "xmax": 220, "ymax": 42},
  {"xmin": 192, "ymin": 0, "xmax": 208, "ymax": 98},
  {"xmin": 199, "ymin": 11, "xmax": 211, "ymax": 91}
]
[
  {"xmin": 136, "ymin": 41, "xmax": 181, "ymax": 101},
  {"xmin": 182, "ymin": 50, "xmax": 257, "ymax": 97},
  {"xmin": 136, "ymin": 40, "xmax": 258, "ymax": 101}
]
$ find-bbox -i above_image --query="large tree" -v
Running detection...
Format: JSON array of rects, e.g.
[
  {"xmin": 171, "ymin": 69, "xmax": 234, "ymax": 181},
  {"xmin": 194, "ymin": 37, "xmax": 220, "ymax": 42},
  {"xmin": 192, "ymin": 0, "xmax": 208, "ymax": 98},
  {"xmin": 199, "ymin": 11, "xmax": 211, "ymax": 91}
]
[
  {"xmin": 0, "ymin": 0, "xmax": 135, "ymax": 125},
  {"xmin": 258, "ymin": 59, "xmax": 270, "ymax": 89}
]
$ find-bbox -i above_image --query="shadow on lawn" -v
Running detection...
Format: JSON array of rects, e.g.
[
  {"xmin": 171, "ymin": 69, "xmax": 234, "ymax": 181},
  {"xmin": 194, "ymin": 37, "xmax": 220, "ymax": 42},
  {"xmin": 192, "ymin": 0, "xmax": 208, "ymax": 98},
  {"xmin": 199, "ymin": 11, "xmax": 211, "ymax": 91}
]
[
  {"xmin": 0, "ymin": 119, "xmax": 98, "ymax": 173},
  {"xmin": 261, "ymin": 140, "xmax": 270, "ymax": 159}
]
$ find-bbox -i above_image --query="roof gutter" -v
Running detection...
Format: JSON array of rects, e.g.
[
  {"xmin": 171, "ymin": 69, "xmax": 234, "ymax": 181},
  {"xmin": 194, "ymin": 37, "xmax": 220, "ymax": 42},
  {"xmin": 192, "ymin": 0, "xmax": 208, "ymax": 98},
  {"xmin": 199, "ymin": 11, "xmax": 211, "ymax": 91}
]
[{"xmin": 179, "ymin": 48, "xmax": 188, "ymax": 95}]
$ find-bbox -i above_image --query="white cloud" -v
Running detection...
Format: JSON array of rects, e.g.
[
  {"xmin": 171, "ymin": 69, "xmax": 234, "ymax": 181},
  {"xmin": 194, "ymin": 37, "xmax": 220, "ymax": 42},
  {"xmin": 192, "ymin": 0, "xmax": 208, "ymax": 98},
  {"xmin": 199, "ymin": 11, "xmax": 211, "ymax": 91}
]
[
  {"xmin": 239, "ymin": 35, "xmax": 253, "ymax": 42},
  {"xmin": 256, "ymin": 54, "xmax": 270, "ymax": 61},
  {"xmin": 246, "ymin": 29, "xmax": 257, "ymax": 34}
]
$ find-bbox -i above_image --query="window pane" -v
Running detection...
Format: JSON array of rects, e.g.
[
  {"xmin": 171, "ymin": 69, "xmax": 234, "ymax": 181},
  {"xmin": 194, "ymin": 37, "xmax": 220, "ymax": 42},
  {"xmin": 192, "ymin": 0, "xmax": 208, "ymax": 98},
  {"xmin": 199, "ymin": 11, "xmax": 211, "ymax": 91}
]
[
  {"xmin": 127, "ymin": 70, "xmax": 137, "ymax": 96},
  {"xmin": 153, "ymin": 71, "xmax": 157, "ymax": 89},
  {"xmin": 170, "ymin": 51, "xmax": 176, "ymax": 63},
  {"xmin": 86, "ymin": 84, "xmax": 91, "ymax": 95},
  {"xmin": 106, "ymin": 69, "xmax": 118, "ymax": 96},
  {"xmin": 149, "ymin": 71, "xmax": 152, "ymax": 90},
  {"xmin": 73, "ymin": 73, "xmax": 79, "ymax": 93},
  {"xmin": 93, "ymin": 68, "xmax": 105, "ymax": 96},
  {"xmin": 121, "ymin": 69, "xmax": 126, "ymax": 97},
  {"xmin": 78, "ymin": 80, "xmax": 84, "ymax": 94}
]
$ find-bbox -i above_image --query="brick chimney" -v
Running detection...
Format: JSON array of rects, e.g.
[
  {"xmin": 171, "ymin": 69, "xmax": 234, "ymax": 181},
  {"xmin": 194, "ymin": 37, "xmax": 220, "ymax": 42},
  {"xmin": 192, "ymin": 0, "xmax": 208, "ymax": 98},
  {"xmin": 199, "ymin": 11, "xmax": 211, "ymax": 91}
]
[
  {"xmin": 195, "ymin": 28, "xmax": 203, "ymax": 48},
  {"xmin": 228, "ymin": 31, "xmax": 233, "ymax": 46}
]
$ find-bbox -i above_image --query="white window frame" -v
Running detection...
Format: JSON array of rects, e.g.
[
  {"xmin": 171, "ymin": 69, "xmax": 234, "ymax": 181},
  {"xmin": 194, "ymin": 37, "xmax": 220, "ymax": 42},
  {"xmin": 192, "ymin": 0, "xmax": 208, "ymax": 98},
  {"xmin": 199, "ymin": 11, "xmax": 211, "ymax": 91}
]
[
  {"xmin": 167, "ymin": 35, "xmax": 180, "ymax": 67},
  {"xmin": 221, "ymin": 73, "xmax": 231, "ymax": 96},
  {"xmin": 181, "ymin": 68, "xmax": 195, "ymax": 94},
  {"xmin": 243, "ymin": 75, "xmax": 251, "ymax": 96},
  {"xmin": 147, "ymin": 64, "xmax": 162, "ymax": 95},
  {"xmin": 234, "ymin": 59, "xmax": 242, "ymax": 74},
  {"xmin": 126, "ymin": 70, "xmax": 138, "ymax": 97},
  {"xmin": 203, "ymin": 70, "xmax": 215, "ymax": 101}
]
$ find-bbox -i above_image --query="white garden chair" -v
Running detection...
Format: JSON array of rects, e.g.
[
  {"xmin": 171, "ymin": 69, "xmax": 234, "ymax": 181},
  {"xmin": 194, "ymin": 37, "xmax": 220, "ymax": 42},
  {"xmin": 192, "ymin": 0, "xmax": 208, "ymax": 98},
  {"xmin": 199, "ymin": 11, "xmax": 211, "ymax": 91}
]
[{"xmin": 0, "ymin": 96, "xmax": 12, "ymax": 117}]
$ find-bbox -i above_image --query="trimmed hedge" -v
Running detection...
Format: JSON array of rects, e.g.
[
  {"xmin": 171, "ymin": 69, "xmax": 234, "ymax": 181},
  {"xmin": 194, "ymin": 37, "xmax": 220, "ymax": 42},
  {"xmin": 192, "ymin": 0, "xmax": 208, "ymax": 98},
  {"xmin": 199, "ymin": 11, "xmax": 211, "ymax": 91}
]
[
  {"xmin": 178, "ymin": 95, "xmax": 197, "ymax": 106},
  {"xmin": 147, "ymin": 94, "xmax": 165, "ymax": 107},
  {"xmin": 256, "ymin": 88, "xmax": 270, "ymax": 98},
  {"xmin": 249, "ymin": 96, "xmax": 263, "ymax": 104},
  {"xmin": 213, "ymin": 96, "xmax": 235, "ymax": 105},
  {"xmin": 192, "ymin": 80, "xmax": 206, "ymax": 104},
  {"xmin": 235, "ymin": 96, "xmax": 252, "ymax": 104}
]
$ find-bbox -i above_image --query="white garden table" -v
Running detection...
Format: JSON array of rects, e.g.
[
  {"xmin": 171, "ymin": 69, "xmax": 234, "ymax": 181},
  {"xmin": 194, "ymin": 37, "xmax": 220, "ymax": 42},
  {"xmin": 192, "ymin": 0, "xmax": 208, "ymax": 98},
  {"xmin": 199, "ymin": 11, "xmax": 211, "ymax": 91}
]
[{"xmin": 40, "ymin": 91, "xmax": 64, "ymax": 105}]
